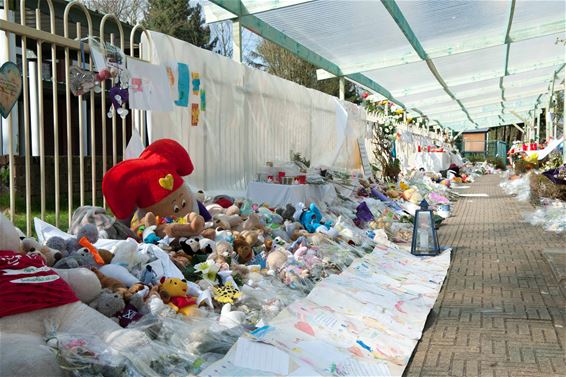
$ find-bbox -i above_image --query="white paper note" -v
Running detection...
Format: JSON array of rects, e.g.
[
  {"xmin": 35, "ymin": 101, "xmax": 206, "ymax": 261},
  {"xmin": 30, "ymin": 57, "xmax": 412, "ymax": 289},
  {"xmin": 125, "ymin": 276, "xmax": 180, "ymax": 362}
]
[
  {"xmin": 232, "ymin": 338, "xmax": 290, "ymax": 375},
  {"xmin": 338, "ymin": 359, "xmax": 391, "ymax": 376},
  {"xmin": 127, "ymin": 57, "xmax": 174, "ymax": 112}
]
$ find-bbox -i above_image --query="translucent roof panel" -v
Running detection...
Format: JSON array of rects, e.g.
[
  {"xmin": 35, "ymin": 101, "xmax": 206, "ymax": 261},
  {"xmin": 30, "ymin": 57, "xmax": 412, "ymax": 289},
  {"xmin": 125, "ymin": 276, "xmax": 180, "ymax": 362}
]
[
  {"xmin": 508, "ymin": 34, "xmax": 565, "ymax": 74},
  {"xmin": 364, "ymin": 60, "xmax": 440, "ymax": 97},
  {"xmin": 450, "ymin": 77, "xmax": 502, "ymax": 98},
  {"xmin": 207, "ymin": 0, "xmax": 566, "ymax": 131},
  {"xmin": 432, "ymin": 44, "xmax": 506, "ymax": 87},
  {"xmin": 457, "ymin": 85, "xmax": 502, "ymax": 101},
  {"xmin": 502, "ymin": 97, "xmax": 549, "ymax": 111},
  {"xmin": 397, "ymin": 0, "xmax": 510, "ymax": 57},
  {"xmin": 465, "ymin": 92, "xmax": 540, "ymax": 109},
  {"xmin": 257, "ymin": 0, "xmax": 419, "ymax": 71},
  {"xmin": 395, "ymin": 88, "xmax": 451, "ymax": 105},
  {"xmin": 409, "ymin": 95, "xmax": 457, "ymax": 109},
  {"xmin": 504, "ymin": 82, "xmax": 550, "ymax": 100},
  {"xmin": 417, "ymin": 102, "xmax": 461, "ymax": 114},
  {"xmin": 502, "ymin": 66, "xmax": 557, "ymax": 88},
  {"xmin": 503, "ymin": 66, "xmax": 555, "ymax": 87},
  {"xmin": 461, "ymin": 93, "xmax": 503, "ymax": 108},
  {"xmin": 468, "ymin": 105, "xmax": 503, "ymax": 116},
  {"xmin": 510, "ymin": 0, "xmax": 566, "ymax": 41}
]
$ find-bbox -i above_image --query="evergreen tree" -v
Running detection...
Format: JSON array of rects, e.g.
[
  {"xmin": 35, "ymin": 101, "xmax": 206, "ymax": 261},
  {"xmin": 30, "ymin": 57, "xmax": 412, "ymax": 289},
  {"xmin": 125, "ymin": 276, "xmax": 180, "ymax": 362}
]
[{"xmin": 144, "ymin": 0, "xmax": 217, "ymax": 50}]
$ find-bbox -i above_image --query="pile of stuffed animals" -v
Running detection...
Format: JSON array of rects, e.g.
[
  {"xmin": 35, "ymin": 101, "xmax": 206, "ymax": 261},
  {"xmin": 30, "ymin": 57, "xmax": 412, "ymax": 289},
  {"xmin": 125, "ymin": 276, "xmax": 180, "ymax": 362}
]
[{"xmin": 0, "ymin": 138, "xmax": 461, "ymax": 375}]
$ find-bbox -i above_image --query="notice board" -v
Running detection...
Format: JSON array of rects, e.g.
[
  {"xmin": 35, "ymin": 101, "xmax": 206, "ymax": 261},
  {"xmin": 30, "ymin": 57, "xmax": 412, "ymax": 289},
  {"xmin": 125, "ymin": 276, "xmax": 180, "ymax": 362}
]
[{"xmin": 463, "ymin": 133, "xmax": 486, "ymax": 153}]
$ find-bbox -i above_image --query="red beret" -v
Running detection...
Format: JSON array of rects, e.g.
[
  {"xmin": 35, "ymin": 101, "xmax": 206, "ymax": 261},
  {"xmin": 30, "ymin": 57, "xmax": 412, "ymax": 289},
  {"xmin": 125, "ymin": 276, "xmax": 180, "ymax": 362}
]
[{"xmin": 102, "ymin": 139, "xmax": 194, "ymax": 219}]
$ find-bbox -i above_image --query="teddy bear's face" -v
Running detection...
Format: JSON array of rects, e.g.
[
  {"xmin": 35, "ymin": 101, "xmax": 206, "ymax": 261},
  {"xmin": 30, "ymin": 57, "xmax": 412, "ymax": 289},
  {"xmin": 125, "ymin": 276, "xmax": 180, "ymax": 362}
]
[
  {"xmin": 143, "ymin": 184, "xmax": 194, "ymax": 218},
  {"xmin": 160, "ymin": 277, "xmax": 188, "ymax": 297}
]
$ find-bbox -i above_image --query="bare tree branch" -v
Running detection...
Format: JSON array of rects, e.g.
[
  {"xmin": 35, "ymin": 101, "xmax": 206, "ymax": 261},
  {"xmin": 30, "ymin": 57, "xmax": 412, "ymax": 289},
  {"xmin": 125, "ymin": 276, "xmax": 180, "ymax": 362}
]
[{"xmin": 84, "ymin": 0, "xmax": 146, "ymax": 24}]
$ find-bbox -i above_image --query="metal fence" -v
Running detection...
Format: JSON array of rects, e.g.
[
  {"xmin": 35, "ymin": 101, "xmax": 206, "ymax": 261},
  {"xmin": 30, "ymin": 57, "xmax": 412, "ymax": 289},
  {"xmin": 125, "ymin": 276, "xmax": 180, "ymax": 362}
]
[
  {"xmin": 487, "ymin": 141, "xmax": 508, "ymax": 159},
  {"xmin": 0, "ymin": 0, "xmax": 152, "ymax": 235}
]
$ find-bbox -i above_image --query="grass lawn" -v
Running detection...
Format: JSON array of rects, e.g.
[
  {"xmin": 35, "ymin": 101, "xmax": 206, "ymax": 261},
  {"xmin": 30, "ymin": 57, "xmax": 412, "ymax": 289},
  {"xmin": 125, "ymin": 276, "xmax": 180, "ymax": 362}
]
[{"xmin": 1, "ymin": 192, "xmax": 70, "ymax": 237}]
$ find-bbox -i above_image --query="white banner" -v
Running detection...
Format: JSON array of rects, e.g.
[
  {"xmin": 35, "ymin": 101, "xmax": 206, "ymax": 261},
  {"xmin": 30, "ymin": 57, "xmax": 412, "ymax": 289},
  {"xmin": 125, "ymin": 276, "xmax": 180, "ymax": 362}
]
[{"xmin": 142, "ymin": 31, "xmax": 366, "ymax": 195}]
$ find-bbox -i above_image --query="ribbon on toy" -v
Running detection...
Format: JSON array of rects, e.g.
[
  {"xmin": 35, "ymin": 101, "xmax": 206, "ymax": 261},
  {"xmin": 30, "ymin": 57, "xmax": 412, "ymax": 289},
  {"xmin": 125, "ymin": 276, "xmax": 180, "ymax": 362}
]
[{"xmin": 79, "ymin": 237, "xmax": 105, "ymax": 265}]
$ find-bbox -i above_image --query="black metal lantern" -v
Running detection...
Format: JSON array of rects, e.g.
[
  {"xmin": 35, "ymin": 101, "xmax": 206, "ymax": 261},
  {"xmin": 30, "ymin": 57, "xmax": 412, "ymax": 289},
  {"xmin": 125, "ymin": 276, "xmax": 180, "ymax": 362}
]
[{"xmin": 411, "ymin": 199, "xmax": 440, "ymax": 256}]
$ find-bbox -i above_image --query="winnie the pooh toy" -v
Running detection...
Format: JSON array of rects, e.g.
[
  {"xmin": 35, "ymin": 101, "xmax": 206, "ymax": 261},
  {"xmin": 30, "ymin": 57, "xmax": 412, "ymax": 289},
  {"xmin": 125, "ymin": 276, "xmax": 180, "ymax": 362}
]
[
  {"xmin": 0, "ymin": 214, "xmax": 150, "ymax": 377},
  {"xmin": 158, "ymin": 277, "xmax": 198, "ymax": 316},
  {"xmin": 102, "ymin": 139, "xmax": 211, "ymax": 239}
]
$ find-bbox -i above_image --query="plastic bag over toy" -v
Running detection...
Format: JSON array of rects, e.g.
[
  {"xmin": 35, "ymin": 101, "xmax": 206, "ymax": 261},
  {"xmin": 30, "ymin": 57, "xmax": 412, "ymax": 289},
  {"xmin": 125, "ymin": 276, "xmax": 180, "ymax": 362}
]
[
  {"xmin": 45, "ymin": 331, "xmax": 123, "ymax": 376},
  {"xmin": 44, "ymin": 318, "xmax": 199, "ymax": 377},
  {"xmin": 239, "ymin": 273, "xmax": 307, "ymax": 324},
  {"xmin": 523, "ymin": 199, "xmax": 566, "ymax": 233},
  {"xmin": 127, "ymin": 312, "xmax": 244, "ymax": 374},
  {"xmin": 500, "ymin": 173, "xmax": 531, "ymax": 201}
]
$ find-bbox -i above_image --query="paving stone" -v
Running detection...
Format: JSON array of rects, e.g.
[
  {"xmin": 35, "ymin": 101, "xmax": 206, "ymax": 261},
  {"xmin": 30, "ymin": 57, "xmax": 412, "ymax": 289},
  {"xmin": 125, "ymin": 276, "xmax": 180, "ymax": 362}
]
[{"xmin": 405, "ymin": 175, "xmax": 566, "ymax": 377}]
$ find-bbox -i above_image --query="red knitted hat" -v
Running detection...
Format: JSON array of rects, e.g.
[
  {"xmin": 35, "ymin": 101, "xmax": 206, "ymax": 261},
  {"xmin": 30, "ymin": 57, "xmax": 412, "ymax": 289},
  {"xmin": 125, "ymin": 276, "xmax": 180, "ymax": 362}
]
[{"xmin": 102, "ymin": 139, "xmax": 194, "ymax": 219}]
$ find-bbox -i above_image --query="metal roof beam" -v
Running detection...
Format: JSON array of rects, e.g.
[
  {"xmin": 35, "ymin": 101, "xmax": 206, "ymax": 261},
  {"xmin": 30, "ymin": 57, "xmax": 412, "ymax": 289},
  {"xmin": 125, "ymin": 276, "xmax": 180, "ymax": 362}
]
[
  {"xmin": 499, "ymin": 0, "xmax": 517, "ymax": 101},
  {"xmin": 207, "ymin": 0, "xmax": 409, "ymax": 108},
  {"xmin": 511, "ymin": 111, "xmax": 529, "ymax": 123},
  {"xmin": 204, "ymin": 0, "xmax": 317, "ymax": 22},
  {"xmin": 380, "ymin": 0, "xmax": 477, "ymax": 126}
]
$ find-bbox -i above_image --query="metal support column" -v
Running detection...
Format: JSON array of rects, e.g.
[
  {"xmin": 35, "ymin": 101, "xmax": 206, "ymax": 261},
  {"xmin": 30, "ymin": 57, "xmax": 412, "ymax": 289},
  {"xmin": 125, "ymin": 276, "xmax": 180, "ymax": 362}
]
[
  {"xmin": 339, "ymin": 77, "xmax": 345, "ymax": 100},
  {"xmin": 232, "ymin": 18, "xmax": 242, "ymax": 63},
  {"xmin": 563, "ymin": 69, "xmax": 566, "ymax": 163},
  {"xmin": 535, "ymin": 110, "xmax": 542, "ymax": 143},
  {"xmin": 547, "ymin": 73, "xmax": 556, "ymax": 140}
]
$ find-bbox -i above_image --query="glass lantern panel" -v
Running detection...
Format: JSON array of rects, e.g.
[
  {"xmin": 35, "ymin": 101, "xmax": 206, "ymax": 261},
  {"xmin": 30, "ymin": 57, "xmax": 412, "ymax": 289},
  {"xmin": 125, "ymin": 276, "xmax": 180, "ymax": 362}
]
[{"xmin": 414, "ymin": 211, "xmax": 437, "ymax": 255}]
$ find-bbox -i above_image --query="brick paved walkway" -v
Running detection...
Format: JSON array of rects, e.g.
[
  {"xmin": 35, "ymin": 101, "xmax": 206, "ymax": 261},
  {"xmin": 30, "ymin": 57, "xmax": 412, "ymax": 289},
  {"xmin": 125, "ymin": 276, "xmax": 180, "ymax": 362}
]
[{"xmin": 405, "ymin": 174, "xmax": 566, "ymax": 377}]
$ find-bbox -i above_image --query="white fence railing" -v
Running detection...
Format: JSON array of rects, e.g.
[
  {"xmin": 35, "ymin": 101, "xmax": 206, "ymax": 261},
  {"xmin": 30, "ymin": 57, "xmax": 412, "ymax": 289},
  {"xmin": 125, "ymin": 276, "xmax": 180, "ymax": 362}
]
[{"xmin": 0, "ymin": 0, "xmax": 152, "ymax": 235}]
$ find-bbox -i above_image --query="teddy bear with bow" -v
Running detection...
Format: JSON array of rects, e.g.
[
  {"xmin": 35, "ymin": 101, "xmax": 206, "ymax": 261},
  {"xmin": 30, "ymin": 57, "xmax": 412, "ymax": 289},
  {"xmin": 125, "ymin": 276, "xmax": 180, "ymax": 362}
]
[{"xmin": 102, "ymin": 139, "xmax": 211, "ymax": 240}]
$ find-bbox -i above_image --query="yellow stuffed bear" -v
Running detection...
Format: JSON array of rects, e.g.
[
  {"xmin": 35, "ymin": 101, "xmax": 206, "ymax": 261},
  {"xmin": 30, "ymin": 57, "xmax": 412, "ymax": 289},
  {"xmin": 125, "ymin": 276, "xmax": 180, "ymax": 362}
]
[{"xmin": 157, "ymin": 277, "xmax": 198, "ymax": 316}]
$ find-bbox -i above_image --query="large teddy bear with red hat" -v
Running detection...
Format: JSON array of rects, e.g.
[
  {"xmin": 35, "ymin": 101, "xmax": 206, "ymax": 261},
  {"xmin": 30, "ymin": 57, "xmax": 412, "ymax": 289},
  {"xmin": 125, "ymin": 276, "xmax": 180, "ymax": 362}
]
[
  {"xmin": 0, "ymin": 213, "xmax": 152, "ymax": 377},
  {"xmin": 102, "ymin": 139, "xmax": 211, "ymax": 239}
]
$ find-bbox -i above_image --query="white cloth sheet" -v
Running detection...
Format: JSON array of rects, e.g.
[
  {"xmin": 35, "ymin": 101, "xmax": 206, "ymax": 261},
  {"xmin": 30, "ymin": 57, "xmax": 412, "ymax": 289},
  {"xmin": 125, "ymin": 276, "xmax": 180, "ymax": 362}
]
[
  {"xmin": 414, "ymin": 152, "xmax": 451, "ymax": 172},
  {"xmin": 246, "ymin": 182, "xmax": 336, "ymax": 207},
  {"xmin": 201, "ymin": 244, "xmax": 451, "ymax": 377},
  {"xmin": 143, "ymin": 31, "xmax": 367, "ymax": 193}
]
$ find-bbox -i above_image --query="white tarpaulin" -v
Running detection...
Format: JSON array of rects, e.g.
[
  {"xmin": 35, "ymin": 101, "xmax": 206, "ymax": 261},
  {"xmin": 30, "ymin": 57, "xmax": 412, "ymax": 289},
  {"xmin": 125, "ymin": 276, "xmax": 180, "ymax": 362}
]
[
  {"xmin": 394, "ymin": 128, "xmax": 458, "ymax": 171},
  {"xmin": 143, "ymin": 31, "xmax": 366, "ymax": 195}
]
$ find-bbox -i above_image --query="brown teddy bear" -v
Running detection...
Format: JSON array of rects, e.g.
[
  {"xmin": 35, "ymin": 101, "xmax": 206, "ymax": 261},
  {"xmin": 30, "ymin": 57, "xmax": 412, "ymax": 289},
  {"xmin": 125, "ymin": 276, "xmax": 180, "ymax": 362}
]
[
  {"xmin": 20, "ymin": 237, "xmax": 62, "ymax": 266},
  {"xmin": 91, "ymin": 267, "xmax": 127, "ymax": 292},
  {"xmin": 233, "ymin": 235, "xmax": 253, "ymax": 264}
]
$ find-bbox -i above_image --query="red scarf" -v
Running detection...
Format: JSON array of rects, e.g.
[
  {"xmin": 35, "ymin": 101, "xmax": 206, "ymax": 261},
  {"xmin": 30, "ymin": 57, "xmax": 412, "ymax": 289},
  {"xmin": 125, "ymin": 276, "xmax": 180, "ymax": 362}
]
[{"xmin": 0, "ymin": 250, "xmax": 78, "ymax": 317}]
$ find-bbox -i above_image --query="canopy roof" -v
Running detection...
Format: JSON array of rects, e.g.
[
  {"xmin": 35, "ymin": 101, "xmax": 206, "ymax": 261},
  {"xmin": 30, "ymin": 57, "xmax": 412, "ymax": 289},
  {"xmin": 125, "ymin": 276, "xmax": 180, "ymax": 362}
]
[{"xmin": 205, "ymin": 0, "xmax": 565, "ymax": 131}]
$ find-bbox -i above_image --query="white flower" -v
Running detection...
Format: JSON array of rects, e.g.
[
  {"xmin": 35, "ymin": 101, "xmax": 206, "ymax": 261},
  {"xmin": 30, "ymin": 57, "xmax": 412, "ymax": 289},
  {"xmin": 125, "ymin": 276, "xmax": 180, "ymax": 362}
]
[{"xmin": 195, "ymin": 259, "xmax": 220, "ymax": 284}]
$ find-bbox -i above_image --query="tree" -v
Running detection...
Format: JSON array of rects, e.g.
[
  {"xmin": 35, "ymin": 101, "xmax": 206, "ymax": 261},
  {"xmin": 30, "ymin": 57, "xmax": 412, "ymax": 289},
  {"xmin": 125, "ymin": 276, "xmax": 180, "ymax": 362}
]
[
  {"xmin": 84, "ymin": 0, "xmax": 146, "ymax": 24},
  {"xmin": 144, "ymin": 0, "xmax": 217, "ymax": 50},
  {"xmin": 247, "ymin": 39, "xmax": 360, "ymax": 102},
  {"xmin": 210, "ymin": 21, "xmax": 233, "ymax": 58},
  {"xmin": 210, "ymin": 22, "xmax": 258, "ymax": 60}
]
